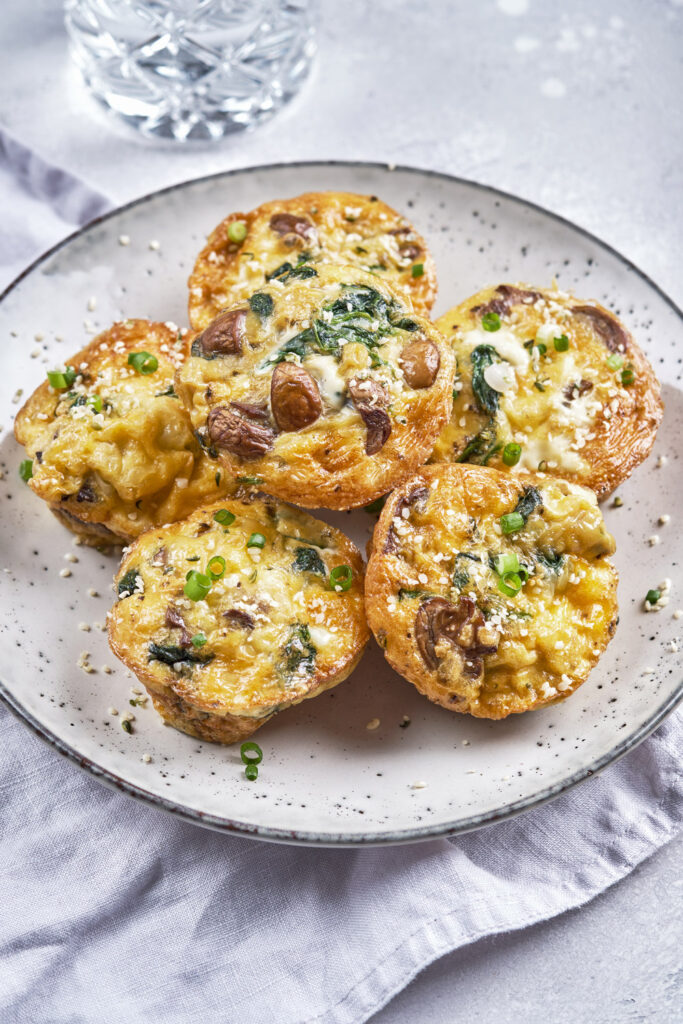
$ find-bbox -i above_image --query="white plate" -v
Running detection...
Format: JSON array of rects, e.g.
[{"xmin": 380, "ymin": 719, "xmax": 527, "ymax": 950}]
[{"xmin": 1, "ymin": 162, "xmax": 681, "ymax": 846}]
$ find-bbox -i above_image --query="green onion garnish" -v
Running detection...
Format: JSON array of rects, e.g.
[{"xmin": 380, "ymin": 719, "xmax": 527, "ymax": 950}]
[
  {"xmin": 498, "ymin": 572, "xmax": 522, "ymax": 597},
  {"xmin": 536, "ymin": 341, "xmax": 547, "ymax": 355},
  {"xmin": 493, "ymin": 551, "xmax": 520, "ymax": 576},
  {"xmin": 646, "ymin": 588, "xmax": 661, "ymax": 605},
  {"xmin": 191, "ymin": 633, "xmax": 207, "ymax": 648},
  {"xmin": 240, "ymin": 741, "xmax": 263, "ymax": 765},
  {"xmin": 411, "ymin": 263, "xmax": 424, "ymax": 278},
  {"xmin": 127, "ymin": 351, "xmax": 158, "ymax": 375},
  {"xmin": 329, "ymin": 565, "xmax": 353, "ymax": 591},
  {"xmin": 621, "ymin": 364, "xmax": 635, "ymax": 386},
  {"xmin": 606, "ymin": 353, "xmax": 624, "ymax": 370},
  {"xmin": 500, "ymin": 511, "xmax": 524, "ymax": 535},
  {"xmin": 502, "ymin": 442, "xmax": 522, "ymax": 467},
  {"xmin": 247, "ymin": 532, "xmax": 266, "ymax": 550},
  {"xmin": 553, "ymin": 334, "xmax": 570, "ymax": 352},
  {"xmin": 482, "ymin": 312, "xmax": 501, "ymax": 332},
  {"xmin": 228, "ymin": 220, "xmax": 248, "ymax": 243},
  {"xmin": 207, "ymin": 555, "xmax": 226, "ymax": 580},
  {"xmin": 87, "ymin": 394, "xmax": 103, "ymax": 413},
  {"xmin": 184, "ymin": 570, "xmax": 211, "ymax": 601},
  {"xmin": 213, "ymin": 509, "xmax": 235, "ymax": 526},
  {"xmin": 237, "ymin": 476, "xmax": 264, "ymax": 486},
  {"xmin": 121, "ymin": 719, "xmax": 132, "ymax": 734},
  {"xmin": 19, "ymin": 459, "xmax": 33, "ymax": 482},
  {"xmin": 47, "ymin": 366, "xmax": 76, "ymax": 390},
  {"xmin": 245, "ymin": 764, "xmax": 258, "ymax": 781}
]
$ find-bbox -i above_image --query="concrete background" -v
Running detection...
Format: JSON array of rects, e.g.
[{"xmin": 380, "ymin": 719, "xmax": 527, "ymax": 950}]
[{"xmin": 1, "ymin": 1, "xmax": 681, "ymax": 1020}]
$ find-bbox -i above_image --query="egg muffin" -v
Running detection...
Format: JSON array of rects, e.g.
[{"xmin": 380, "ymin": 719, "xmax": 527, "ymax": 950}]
[
  {"xmin": 108, "ymin": 495, "xmax": 368, "ymax": 743},
  {"xmin": 365, "ymin": 464, "xmax": 618, "ymax": 719},
  {"xmin": 14, "ymin": 320, "xmax": 233, "ymax": 545},
  {"xmin": 188, "ymin": 190, "xmax": 437, "ymax": 330},
  {"xmin": 431, "ymin": 284, "xmax": 662, "ymax": 499},
  {"xmin": 176, "ymin": 264, "xmax": 455, "ymax": 510}
]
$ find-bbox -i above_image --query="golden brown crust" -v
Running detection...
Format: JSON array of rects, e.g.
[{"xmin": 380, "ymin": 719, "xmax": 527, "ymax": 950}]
[
  {"xmin": 108, "ymin": 496, "xmax": 369, "ymax": 743},
  {"xmin": 176, "ymin": 264, "xmax": 455, "ymax": 510},
  {"xmin": 365, "ymin": 464, "xmax": 618, "ymax": 719},
  {"xmin": 431, "ymin": 284, "xmax": 663, "ymax": 499},
  {"xmin": 188, "ymin": 190, "xmax": 437, "ymax": 329},
  {"xmin": 14, "ymin": 320, "xmax": 233, "ymax": 543}
]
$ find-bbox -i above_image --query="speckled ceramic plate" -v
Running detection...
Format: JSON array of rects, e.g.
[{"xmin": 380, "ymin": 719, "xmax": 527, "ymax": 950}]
[{"xmin": 1, "ymin": 162, "xmax": 681, "ymax": 846}]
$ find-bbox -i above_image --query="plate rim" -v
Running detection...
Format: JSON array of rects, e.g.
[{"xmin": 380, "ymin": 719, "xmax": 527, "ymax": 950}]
[{"xmin": 1, "ymin": 158, "xmax": 681, "ymax": 847}]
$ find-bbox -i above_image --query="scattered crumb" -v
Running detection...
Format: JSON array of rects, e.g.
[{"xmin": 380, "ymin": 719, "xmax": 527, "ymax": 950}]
[
  {"xmin": 64, "ymin": 553, "xmax": 78, "ymax": 563},
  {"xmin": 78, "ymin": 622, "xmax": 91, "ymax": 632},
  {"xmin": 674, "ymin": 610, "xmax": 683, "ymax": 620},
  {"xmin": 410, "ymin": 781, "xmax": 427, "ymax": 790},
  {"xmin": 647, "ymin": 535, "xmax": 660, "ymax": 547},
  {"xmin": 118, "ymin": 234, "xmax": 130, "ymax": 246},
  {"xmin": 87, "ymin": 588, "xmax": 99, "ymax": 597},
  {"xmin": 659, "ymin": 514, "xmax": 670, "ymax": 526},
  {"xmin": 366, "ymin": 718, "xmax": 380, "ymax": 731},
  {"xmin": 148, "ymin": 240, "xmax": 160, "ymax": 251},
  {"xmin": 656, "ymin": 455, "xmax": 668, "ymax": 468},
  {"xmin": 462, "ymin": 739, "xmax": 471, "ymax": 747},
  {"xmin": 77, "ymin": 651, "xmax": 95, "ymax": 674},
  {"xmin": 642, "ymin": 667, "xmax": 655, "ymax": 675},
  {"xmin": 59, "ymin": 568, "xmax": 72, "ymax": 578},
  {"xmin": 87, "ymin": 296, "xmax": 97, "ymax": 311},
  {"xmin": 612, "ymin": 496, "xmax": 623, "ymax": 507},
  {"xmin": 666, "ymin": 639, "xmax": 679, "ymax": 653},
  {"xmin": 142, "ymin": 753, "xmax": 152, "ymax": 763},
  {"xmin": 108, "ymin": 707, "xmax": 118, "ymax": 716},
  {"xmin": 102, "ymin": 665, "xmax": 113, "ymax": 674}
]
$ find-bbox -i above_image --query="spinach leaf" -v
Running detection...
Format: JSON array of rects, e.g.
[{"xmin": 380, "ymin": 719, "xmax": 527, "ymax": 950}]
[
  {"xmin": 266, "ymin": 252, "xmax": 316, "ymax": 283},
  {"xmin": 398, "ymin": 588, "xmax": 433, "ymax": 601},
  {"xmin": 293, "ymin": 546, "xmax": 326, "ymax": 576},
  {"xmin": 148, "ymin": 642, "xmax": 214, "ymax": 667},
  {"xmin": 456, "ymin": 420, "xmax": 500, "ymax": 465},
  {"xmin": 452, "ymin": 569, "xmax": 469, "ymax": 589},
  {"xmin": 281, "ymin": 623, "xmax": 317, "ymax": 676},
  {"xmin": 117, "ymin": 568, "xmax": 141, "ymax": 597},
  {"xmin": 249, "ymin": 292, "xmax": 274, "ymax": 318},
  {"xmin": 470, "ymin": 345, "xmax": 501, "ymax": 415},
  {"xmin": 513, "ymin": 486, "xmax": 543, "ymax": 523},
  {"xmin": 155, "ymin": 384, "xmax": 178, "ymax": 398},
  {"xmin": 536, "ymin": 549, "xmax": 564, "ymax": 573}
]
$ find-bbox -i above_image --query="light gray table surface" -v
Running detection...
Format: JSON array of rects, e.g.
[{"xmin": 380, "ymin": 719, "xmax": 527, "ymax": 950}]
[{"xmin": 1, "ymin": 1, "xmax": 681, "ymax": 1021}]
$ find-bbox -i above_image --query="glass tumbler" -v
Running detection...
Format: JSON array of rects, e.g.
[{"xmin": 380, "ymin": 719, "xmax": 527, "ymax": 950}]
[{"xmin": 64, "ymin": 1, "xmax": 317, "ymax": 142}]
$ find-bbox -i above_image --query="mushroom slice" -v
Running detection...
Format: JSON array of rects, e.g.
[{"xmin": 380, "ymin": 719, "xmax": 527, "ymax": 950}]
[
  {"xmin": 400, "ymin": 338, "xmax": 440, "ymax": 389},
  {"xmin": 415, "ymin": 596, "xmax": 498, "ymax": 678},
  {"xmin": 347, "ymin": 377, "xmax": 391, "ymax": 455},
  {"xmin": 207, "ymin": 406, "xmax": 275, "ymax": 458},
  {"xmin": 192, "ymin": 308, "xmax": 247, "ymax": 358},
  {"xmin": 269, "ymin": 212, "xmax": 317, "ymax": 242},
  {"xmin": 572, "ymin": 305, "xmax": 629, "ymax": 353},
  {"xmin": 384, "ymin": 485, "xmax": 429, "ymax": 553},
  {"xmin": 472, "ymin": 284, "xmax": 539, "ymax": 319},
  {"xmin": 164, "ymin": 605, "xmax": 192, "ymax": 647},
  {"xmin": 270, "ymin": 362, "xmax": 323, "ymax": 432}
]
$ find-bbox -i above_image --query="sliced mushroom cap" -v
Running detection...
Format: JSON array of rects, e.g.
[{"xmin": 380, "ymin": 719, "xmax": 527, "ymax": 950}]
[
  {"xmin": 415, "ymin": 596, "xmax": 498, "ymax": 679},
  {"xmin": 400, "ymin": 338, "xmax": 440, "ymax": 389},
  {"xmin": 193, "ymin": 309, "xmax": 247, "ymax": 358},
  {"xmin": 572, "ymin": 305, "xmax": 629, "ymax": 353},
  {"xmin": 472, "ymin": 284, "xmax": 540, "ymax": 319},
  {"xmin": 398, "ymin": 242, "xmax": 422, "ymax": 262},
  {"xmin": 223, "ymin": 609, "xmax": 256, "ymax": 630},
  {"xmin": 347, "ymin": 377, "xmax": 391, "ymax": 455},
  {"xmin": 270, "ymin": 362, "xmax": 323, "ymax": 432},
  {"xmin": 230, "ymin": 400, "xmax": 270, "ymax": 421},
  {"xmin": 384, "ymin": 485, "xmax": 430, "ymax": 553},
  {"xmin": 164, "ymin": 605, "xmax": 192, "ymax": 647},
  {"xmin": 75, "ymin": 483, "xmax": 98, "ymax": 503},
  {"xmin": 269, "ymin": 212, "xmax": 317, "ymax": 242},
  {"xmin": 207, "ymin": 406, "xmax": 275, "ymax": 459},
  {"xmin": 563, "ymin": 379, "xmax": 594, "ymax": 404}
]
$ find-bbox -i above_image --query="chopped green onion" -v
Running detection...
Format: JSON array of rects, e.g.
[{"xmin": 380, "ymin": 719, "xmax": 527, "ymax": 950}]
[
  {"xmin": 19, "ymin": 459, "xmax": 33, "ymax": 482},
  {"xmin": 621, "ymin": 364, "xmax": 635, "ymax": 386},
  {"xmin": 86, "ymin": 394, "xmax": 103, "ymax": 413},
  {"xmin": 207, "ymin": 555, "xmax": 226, "ymax": 580},
  {"xmin": 240, "ymin": 741, "xmax": 263, "ymax": 765},
  {"xmin": 245, "ymin": 764, "xmax": 258, "ymax": 781},
  {"xmin": 411, "ymin": 263, "xmax": 424, "ymax": 278},
  {"xmin": 606, "ymin": 353, "xmax": 624, "ymax": 370},
  {"xmin": 329, "ymin": 565, "xmax": 353, "ymax": 592},
  {"xmin": 498, "ymin": 571, "xmax": 522, "ymax": 597},
  {"xmin": 237, "ymin": 476, "xmax": 264, "ymax": 486},
  {"xmin": 228, "ymin": 220, "xmax": 248, "ymax": 243},
  {"xmin": 127, "ymin": 351, "xmax": 158, "ymax": 375},
  {"xmin": 247, "ymin": 532, "xmax": 266, "ymax": 550},
  {"xmin": 482, "ymin": 312, "xmax": 501, "ymax": 332},
  {"xmin": 500, "ymin": 511, "xmax": 524, "ymax": 535},
  {"xmin": 121, "ymin": 719, "xmax": 132, "ymax": 733},
  {"xmin": 646, "ymin": 588, "xmax": 661, "ymax": 605},
  {"xmin": 493, "ymin": 552, "xmax": 520, "ymax": 576},
  {"xmin": 536, "ymin": 341, "xmax": 547, "ymax": 355},
  {"xmin": 502, "ymin": 442, "xmax": 522, "ymax": 467},
  {"xmin": 184, "ymin": 570, "xmax": 211, "ymax": 601},
  {"xmin": 191, "ymin": 633, "xmax": 207, "ymax": 648},
  {"xmin": 213, "ymin": 508, "xmax": 235, "ymax": 526},
  {"xmin": 47, "ymin": 366, "xmax": 76, "ymax": 390},
  {"xmin": 553, "ymin": 334, "xmax": 570, "ymax": 352}
]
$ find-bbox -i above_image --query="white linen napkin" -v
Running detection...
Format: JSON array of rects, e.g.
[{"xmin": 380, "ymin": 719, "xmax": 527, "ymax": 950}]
[{"xmin": 1, "ymin": 130, "xmax": 681, "ymax": 1024}]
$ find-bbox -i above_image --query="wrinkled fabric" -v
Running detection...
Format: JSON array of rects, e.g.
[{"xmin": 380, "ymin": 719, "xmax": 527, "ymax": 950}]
[{"xmin": 0, "ymin": 133, "xmax": 681, "ymax": 1024}]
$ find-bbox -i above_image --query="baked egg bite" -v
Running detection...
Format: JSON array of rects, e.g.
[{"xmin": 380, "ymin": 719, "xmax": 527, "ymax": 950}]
[
  {"xmin": 188, "ymin": 190, "xmax": 437, "ymax": 330},
  {"xmin": 365, "ymin": 464, "xmax": 618, "ymax": 719},
  {"xmin": 176, "ymin": 264, "xmax": 455, "ymax": 510},
  {"xmin": 108, "ymin": 495, "xmax": 368, "ymax": 743},
  {"xmin": 431, "ymin": 284, "xmax": 662, "ymax": 499},
  {"xmin": 14, "ymin": 320, "xmax": 233, "ymax": 545}
]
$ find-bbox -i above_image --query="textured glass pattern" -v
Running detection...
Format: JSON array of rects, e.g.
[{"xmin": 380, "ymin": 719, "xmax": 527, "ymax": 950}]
[{"xmin": 64, "ymin": 1, "xmax": 316, "ymax": 141}]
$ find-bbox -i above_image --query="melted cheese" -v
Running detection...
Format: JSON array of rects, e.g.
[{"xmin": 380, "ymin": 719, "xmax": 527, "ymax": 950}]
[
  {"xmin": 304, "ymin": 354, "xmax": 347, "ymax": 409},
  {"xmin": 460, "ymin": 327, "xmax": 530, "ymax": 372}
]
